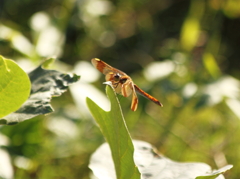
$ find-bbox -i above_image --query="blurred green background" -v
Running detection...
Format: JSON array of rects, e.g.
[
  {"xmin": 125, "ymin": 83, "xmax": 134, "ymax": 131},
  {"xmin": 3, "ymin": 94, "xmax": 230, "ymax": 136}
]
[{"xmin": 0, "ymin": 0, "xmax": 240, "ymax": 178}]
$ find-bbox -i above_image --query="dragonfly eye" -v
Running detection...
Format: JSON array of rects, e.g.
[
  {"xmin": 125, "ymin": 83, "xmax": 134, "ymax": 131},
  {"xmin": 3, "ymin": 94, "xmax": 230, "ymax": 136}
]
[{"xmin": 113, "ymin": 73, "xmax": 121, "ymax": 81}]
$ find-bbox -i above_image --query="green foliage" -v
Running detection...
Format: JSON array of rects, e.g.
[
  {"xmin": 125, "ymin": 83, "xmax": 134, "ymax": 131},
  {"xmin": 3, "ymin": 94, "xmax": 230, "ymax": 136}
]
[
  {"xmin": 0, "ymin": 0, "xmax": 240, "ymax": 178},
  {"xmin": 0, "ymin": 58, "xmax": 80, "ymax": 125},
  {"xmin": 203, "ymin": 53, "xmax": 221, "ymax": 79},
  {"xmin": 87, "ymin": 85, "xmax": 140, "ymax": 179},
  {"xmin": 0, "ymin": 56, "xmax": 31, "ymax": 118}
]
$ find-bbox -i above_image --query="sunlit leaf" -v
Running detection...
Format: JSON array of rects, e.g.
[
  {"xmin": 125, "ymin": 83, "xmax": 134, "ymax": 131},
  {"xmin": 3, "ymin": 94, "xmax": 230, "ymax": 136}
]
[
  {"xmin": 0, "ymin": 25, "xmax": 34, "ymax": 58},
  {"xmin": 0, "ymin": 148, "xmax": 13, "ymax": 179},
  {"xmin": 203, "ymin": 75, "xmax": 240, "ymax": 106},
  {"xmin": 203, "ymin": 53, "xmax": 221, "ymax": 78},
  {"xmin": 87, "ymin": 85, "xmax": 140, "ymax": 179},
  {"xmin": 180, "ymin": 17, "xmax": 200, "ymax": 51},
  {"xmin": 0, "ymin": 56, "xmax": 31, "ymax": 119},
  {"xmin": 196, "ymin": 165, "xmax": 233, "ymax": 179},
  {"xmin": 180, "ymin": 0, "xmax": 204, "ymax": 51},
  {"xmin": 0, "ymin": 59, "xmax": 80, "ymax": 125},
  {"xmin": 90, "ymin": 140, "xmax": 232, "ymax": 179},
  {"xmin": 223, "ymin": 0, "xmax": 240, "ymax": 18}
]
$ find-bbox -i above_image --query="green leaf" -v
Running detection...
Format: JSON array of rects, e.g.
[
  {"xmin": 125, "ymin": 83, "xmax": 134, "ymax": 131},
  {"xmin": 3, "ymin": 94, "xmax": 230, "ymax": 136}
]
[
  {"xmin": 0, "ymin": 56, "xmax": 31, "ymax": 118},
  {"xmin": 90, "ymin": 140, "xmax": 232, "ymax": 179},
  {"xmin": 180, "ymin": 17, "xmax": 200, "ymax": 51},
  {"xmin": 0, "ymin": 59, "xmax": 80, "ymax": 125},
  {"xmin": 41, "ymin": 58, "xmax": 55, "ymax": 68},
  {"xmin": 203, "ymin": 53, "xmax": 221, "ymax": 79},
  {"xmin": 86, "ymin": 85, "xmax": 141, "ymax": 179}
]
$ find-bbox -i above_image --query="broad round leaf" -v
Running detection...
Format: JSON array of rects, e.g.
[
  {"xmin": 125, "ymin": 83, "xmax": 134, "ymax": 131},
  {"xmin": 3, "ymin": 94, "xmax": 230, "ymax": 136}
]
[
  {"xmin": 0, "ymin": 56, "xmax": 31, "ymax": 118},
  {"xmin": 90, "ymin": 140, "xmax": 232, "ymax": 179},
  {"xmin": 0, "ymin": 58, "xmax": 80, "ymax": 125}
]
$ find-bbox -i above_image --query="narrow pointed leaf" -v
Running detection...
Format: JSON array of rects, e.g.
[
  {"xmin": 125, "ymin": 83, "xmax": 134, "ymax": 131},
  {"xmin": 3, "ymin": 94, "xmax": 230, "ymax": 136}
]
[{"xmin": 86, "ymin": 85, "xmax": 140, "ymax": 179}]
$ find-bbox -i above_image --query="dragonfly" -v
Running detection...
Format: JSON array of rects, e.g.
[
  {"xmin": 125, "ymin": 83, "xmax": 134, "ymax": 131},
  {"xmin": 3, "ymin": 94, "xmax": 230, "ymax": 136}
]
[{"xmin": 91, "ymin": 58, "xmax": 163, "ymax": 111}]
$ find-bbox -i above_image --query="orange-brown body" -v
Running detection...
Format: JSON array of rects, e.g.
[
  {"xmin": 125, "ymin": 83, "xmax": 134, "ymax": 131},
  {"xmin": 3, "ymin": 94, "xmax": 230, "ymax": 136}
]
[{"xmin": 91, "ymin": 58, "xmax": 163, "ymax": 111}]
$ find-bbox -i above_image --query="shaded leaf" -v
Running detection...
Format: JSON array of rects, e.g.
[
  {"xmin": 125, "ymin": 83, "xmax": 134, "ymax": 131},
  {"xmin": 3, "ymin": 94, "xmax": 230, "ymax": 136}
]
[
  {"xmin": 90, "ymin": 140, "xmax": 232, "ymax": 179},
  {"xmin": 86, "ymin": 85, "xmax": 140, "ymax": 179},
  {"xmin": 0, "ymin": 60, "xmax": 80, "ymax": 125},
  {"xmin": 0, "ymin": 56, "xmax": 31, "ymax": 118}
]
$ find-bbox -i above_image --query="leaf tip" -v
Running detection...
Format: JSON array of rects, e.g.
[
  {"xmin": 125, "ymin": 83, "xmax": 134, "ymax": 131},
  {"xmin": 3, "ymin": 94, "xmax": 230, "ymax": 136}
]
[{"xmin": 42, "ymin": 58, "xmax": 55, "ymax": 68}]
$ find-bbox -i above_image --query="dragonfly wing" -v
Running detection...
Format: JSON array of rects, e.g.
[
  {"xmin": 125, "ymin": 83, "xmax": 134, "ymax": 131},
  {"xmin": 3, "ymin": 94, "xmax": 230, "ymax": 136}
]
[
  {"xmin": 91, "ymin": 58, "xmax": 113, "ymax": 75},
  {"xmin": 91, "ymin": 58, "xmax": 127, "ymax": 76},
  {"xmin": 131, "ymin": 85, "xmax": 138, "ymax": 111},
  {"xmin": 121, "ymin": 80, "xmax": 132, "ymax": 97}
]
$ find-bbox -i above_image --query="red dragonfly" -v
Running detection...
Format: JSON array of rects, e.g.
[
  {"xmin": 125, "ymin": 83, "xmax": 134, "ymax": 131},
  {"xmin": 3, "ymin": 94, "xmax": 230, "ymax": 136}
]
[{"xmin": 91, "ymin": 58, "xmax": 163, "ymax": 111}]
